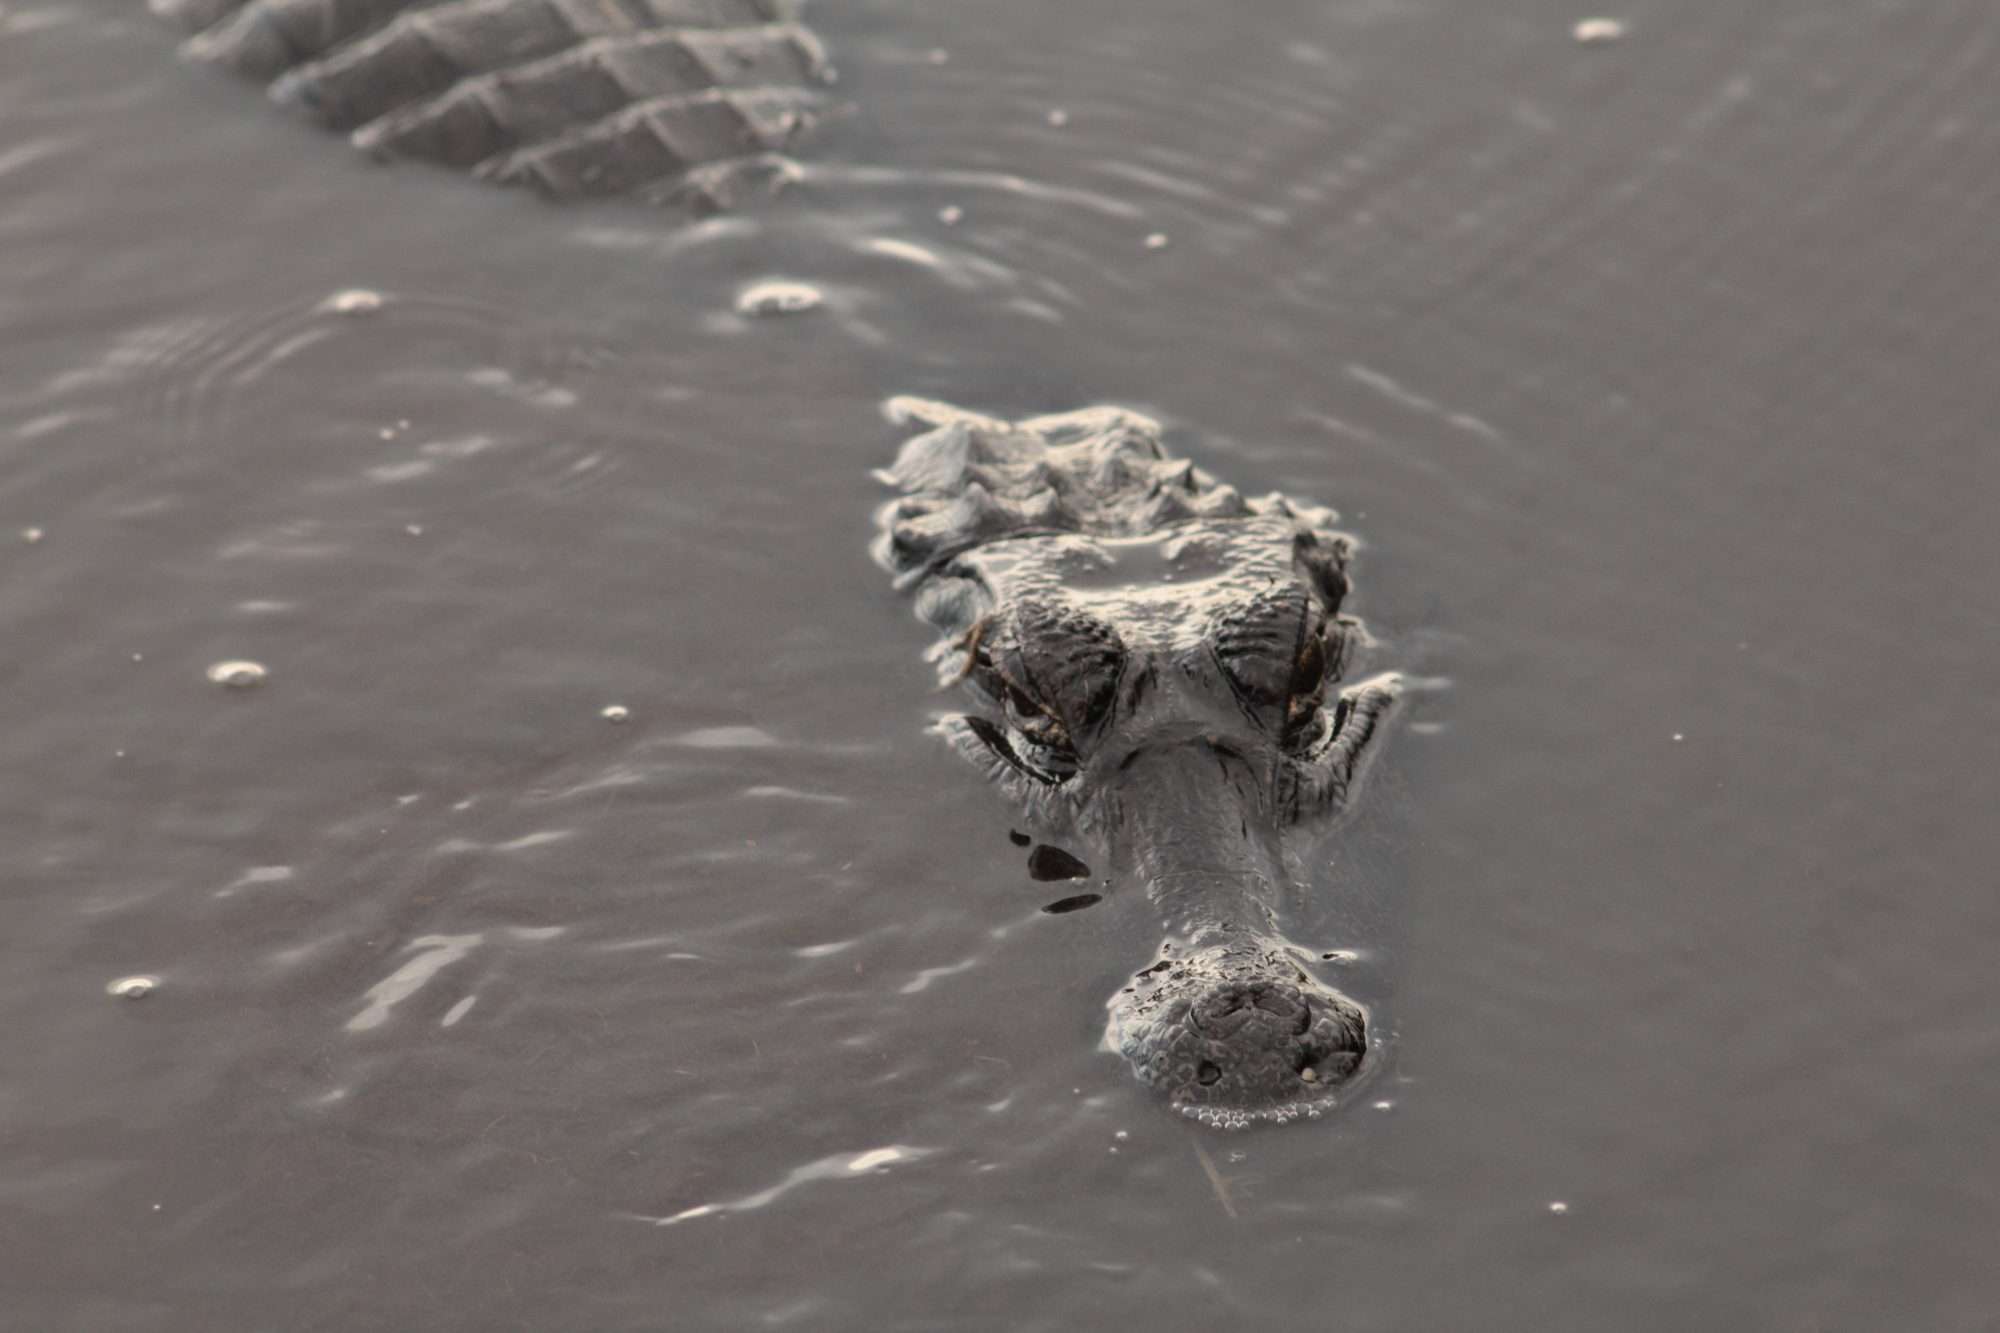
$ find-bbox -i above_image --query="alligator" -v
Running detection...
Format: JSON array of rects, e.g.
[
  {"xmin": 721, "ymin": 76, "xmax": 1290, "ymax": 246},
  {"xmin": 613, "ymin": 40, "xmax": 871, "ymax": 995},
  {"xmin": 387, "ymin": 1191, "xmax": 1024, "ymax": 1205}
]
[
  {"xmin": 154, "ymin": 0, "xmax": 1404, "ymax": 1125},
  {"xmin": 874, "ymin": 399, "xmax": 1399, "ymax": 1127}
]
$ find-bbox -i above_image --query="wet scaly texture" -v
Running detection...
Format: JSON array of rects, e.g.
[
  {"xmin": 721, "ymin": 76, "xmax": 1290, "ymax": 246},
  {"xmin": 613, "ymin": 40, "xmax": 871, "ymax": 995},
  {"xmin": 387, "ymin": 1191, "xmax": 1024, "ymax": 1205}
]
[
  {"xmin": 157, "ymin": 0, "xmax": 831, "ymax": 205},
  {"xmin": 875, "ymin": 401, "xmax": 1399, "ymax": 1125},
  {"xmin": 1108, "ymin": 939, "xmax": 1369, "ymax": 1128}
]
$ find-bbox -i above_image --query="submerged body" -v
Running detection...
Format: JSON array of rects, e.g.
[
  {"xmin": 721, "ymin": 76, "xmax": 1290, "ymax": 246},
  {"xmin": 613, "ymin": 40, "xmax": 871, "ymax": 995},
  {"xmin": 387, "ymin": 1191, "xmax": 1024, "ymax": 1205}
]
[
  {"xmin": 154, "ymin": 0, "xmax": 829, "ymax": 206},
  {"xmin": 875, "ymin": 400, "xmax": 1399, "ymax": 1126}
]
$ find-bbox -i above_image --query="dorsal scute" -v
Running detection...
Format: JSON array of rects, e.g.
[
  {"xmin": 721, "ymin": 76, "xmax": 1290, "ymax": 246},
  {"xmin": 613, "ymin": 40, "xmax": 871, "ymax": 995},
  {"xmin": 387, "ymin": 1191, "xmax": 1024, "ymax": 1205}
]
[
  {"xmin": 478, "ymin": 84, "xmax": 817, "ymax": 195},
  {"xmin": 873, "ymin": 399, "xmax": 1323, "ymax": 582},
  {"xmin": 168, "ymin": 0, "xmax": 821, "ymax": 204}
]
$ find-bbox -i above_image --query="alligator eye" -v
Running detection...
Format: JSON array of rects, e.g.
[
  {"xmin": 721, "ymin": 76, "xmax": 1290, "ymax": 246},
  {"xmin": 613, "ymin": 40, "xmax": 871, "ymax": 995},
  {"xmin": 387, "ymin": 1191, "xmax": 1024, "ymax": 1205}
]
[
  {"xmin": 1293, "ymin": 629, "xmax": 1327, "ymax": 698},
  {"xmin": 1281, "ymin": 630, "xmax": 1329, "ymax": 750},
  {"xmin": 988, "ymin": 680, "xmax": 1080, "ymax": 772},
  {"xmin": 1019, "ymin": 723, "xmax": 1077, "ymax": 777},
  {"xmin": 1213, "ymin": 590, "xmax": 1336, "ymax": 744},
  {"xmin": 1000, "ymin": 679, "xmax": 1076, "ymax": 762}
]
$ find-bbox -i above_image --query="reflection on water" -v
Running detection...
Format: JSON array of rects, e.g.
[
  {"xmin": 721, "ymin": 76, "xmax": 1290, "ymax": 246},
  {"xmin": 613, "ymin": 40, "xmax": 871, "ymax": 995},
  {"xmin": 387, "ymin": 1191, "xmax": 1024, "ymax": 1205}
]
[
  {"xmin": 3, "ymin": 0, "xmax": 1999, "ymax": 1328},
  {"xmin": 633, "ymin": 1144, "xmax": 937, "ymax": 1227},
  {"xmin": 344, "ymin": 932, "xmax": 485, "ymax": 1033}
]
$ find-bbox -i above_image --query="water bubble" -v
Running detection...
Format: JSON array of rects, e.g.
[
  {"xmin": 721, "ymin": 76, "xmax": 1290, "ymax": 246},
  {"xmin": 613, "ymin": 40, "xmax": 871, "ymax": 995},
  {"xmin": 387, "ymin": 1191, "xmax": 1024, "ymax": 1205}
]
[
  {"xmin": 20, "ymin": 526, "xmax": 44, "ymax": 544},
  {"xmin": 405, "ymin": 524, "xmax": 424, "ymax": 536},
  {"xmin": 601, "ymin": 704, "xmax": 631, "ymax": 723},
  {"xmin": 926, "ymin": 47, "xmax": 949, "ymax": 64},
  {"xmin": 108, "ymin": 975, "xmax": 158, "ymax": 999},
  {"xmin": 1143, "ymin": 232, "xmax": 1170, "ymax": 250},
  {"xmin": 206, "ymin": 660, "xmax": 268, "ymax": 689},
  {"xmin": 735, "ymin": 281, "xmax": 824, "ymax": 317},
  {"xmin": 1046, "ymin": 108, "xmax": 1069, "ymax": 128},
  {"xmin": 1373, "ymin": 1099, "xmax": 1395, "ymax": 1111},
  {"xmin": 1572, "ymin": 17, "xmax": 1626, "ymax": 44},
  {"xmin": 938, "ymin": 205, "xmax": 964, "ymax": 226},
  {"xmin": 1548, "ymin": 1200, "xmax": 1571, "ymax": 1214},
  {"xmin": 324, "ymin": 289, "xmax": 385, "ymax": 315}
]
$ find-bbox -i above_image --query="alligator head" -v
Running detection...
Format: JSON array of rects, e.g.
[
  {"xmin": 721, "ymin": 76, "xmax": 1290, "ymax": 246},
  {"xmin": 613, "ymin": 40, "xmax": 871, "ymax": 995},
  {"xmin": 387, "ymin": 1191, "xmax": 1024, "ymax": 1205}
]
[{"xmin": 874, "ymin": 398, "xmax": 1399, "ymax": 1127}]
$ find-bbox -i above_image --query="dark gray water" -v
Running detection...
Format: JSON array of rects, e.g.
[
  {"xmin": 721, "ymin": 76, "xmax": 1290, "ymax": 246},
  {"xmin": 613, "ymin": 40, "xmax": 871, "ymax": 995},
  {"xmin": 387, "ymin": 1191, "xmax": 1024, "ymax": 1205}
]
[{"xmin": 5, "ymin": 0, "xmax": 1999, "ymax": 1328}]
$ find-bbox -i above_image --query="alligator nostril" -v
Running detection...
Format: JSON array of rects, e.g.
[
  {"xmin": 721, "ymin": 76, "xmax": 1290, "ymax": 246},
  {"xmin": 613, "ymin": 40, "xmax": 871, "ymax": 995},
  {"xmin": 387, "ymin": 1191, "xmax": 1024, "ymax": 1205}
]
[{"xmin": 1197, "ymin": 1061, "xmax": 1222, "ymax": 1086}]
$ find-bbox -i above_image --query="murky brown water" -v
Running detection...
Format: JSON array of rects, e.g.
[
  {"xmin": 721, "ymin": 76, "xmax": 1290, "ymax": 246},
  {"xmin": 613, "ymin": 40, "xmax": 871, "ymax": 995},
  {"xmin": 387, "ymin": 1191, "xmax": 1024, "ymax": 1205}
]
[{"xmin": 5, "ymin": 0, "xmax": 1998, "ymax": 1328}]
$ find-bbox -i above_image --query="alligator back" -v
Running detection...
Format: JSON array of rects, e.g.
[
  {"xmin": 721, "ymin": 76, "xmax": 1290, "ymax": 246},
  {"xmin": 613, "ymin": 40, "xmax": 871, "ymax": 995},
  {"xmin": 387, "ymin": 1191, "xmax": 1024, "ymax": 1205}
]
[{"xmin": 155, "ymin": 0, "xmax": 830, "ymax": 207}]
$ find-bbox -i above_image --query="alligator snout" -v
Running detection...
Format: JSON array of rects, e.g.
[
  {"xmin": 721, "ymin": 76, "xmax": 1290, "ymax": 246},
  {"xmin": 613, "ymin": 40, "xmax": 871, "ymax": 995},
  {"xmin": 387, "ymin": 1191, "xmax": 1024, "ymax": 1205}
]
[{"xmin": 1106, "ymin": 940, "xmax": 1368, "ymax": 1128}]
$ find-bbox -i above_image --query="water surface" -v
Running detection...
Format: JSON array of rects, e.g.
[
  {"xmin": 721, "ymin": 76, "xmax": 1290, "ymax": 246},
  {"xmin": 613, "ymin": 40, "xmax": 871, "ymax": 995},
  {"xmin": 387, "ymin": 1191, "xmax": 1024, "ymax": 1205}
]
[{"xmin": 3, "ymin": 0, "xmax": 1998, "ymax": 1328}]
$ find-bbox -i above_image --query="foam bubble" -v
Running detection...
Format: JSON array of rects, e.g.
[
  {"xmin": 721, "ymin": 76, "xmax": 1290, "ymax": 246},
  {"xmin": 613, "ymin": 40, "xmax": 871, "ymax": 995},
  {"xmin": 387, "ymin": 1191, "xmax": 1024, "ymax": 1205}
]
[
  {"xmin": 736, "ymin": 281, "xmax": 824, "ymax": 316},
  {"xmin": 324, "ymin": 289, "xmax": 385, "ymax": 315},
  {"xmin": 206, "ymin": 660, "xmax": 268, "ymax": 689}
]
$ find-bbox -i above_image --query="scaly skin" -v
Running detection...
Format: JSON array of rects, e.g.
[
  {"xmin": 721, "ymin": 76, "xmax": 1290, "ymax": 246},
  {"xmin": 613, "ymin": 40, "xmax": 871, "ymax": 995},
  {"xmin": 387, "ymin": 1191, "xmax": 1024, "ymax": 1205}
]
[
  {"xmin": 875, "ymin": 399, "xmax": 1399, "ymax": 1127},
  {"xmin": 154, "ymin": 0, "xmax": 829, "ymax": 207}
]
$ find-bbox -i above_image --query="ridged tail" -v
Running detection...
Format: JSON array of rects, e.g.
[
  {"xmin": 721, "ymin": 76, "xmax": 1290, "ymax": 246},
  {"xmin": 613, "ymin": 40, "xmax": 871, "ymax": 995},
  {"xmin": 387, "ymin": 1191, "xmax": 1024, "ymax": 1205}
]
[{"xmin": 155, "ymin": 0, "xmax": 831, "ymax": 207}]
